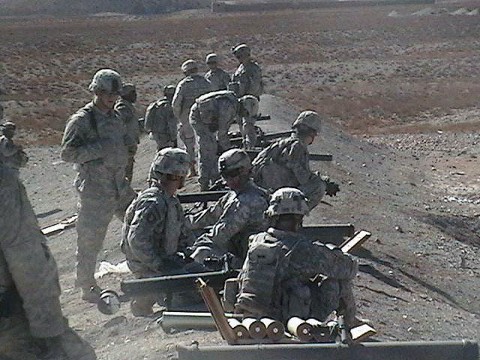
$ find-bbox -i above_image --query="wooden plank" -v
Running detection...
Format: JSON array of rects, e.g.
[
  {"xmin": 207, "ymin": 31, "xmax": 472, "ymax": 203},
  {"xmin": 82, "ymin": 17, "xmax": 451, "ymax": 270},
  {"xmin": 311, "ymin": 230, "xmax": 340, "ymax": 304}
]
[
  {"xmin": 197, "ymin": 278, "xmax": 238, "ymax": 344},
  {"xmin": 340, "ymin": 230, "xmax": 371, "ymax": 254},
  {"xmin": 41, "ymin": 214, "xmax": 78, "ymax": 236},
  {"xmin": 351, "ymin": 323, "xmax": 377, "ymax": 343}
]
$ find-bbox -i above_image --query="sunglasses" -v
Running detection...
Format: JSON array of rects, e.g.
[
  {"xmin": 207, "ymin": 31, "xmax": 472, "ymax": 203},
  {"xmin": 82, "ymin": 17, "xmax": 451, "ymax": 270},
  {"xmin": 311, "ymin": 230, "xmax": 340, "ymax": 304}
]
[
  {"xmin": 167, "ymin": 174, "xmax": 185, "ymax": 181},
  {"xmin": 221, "ymin": 168, "xmax": 242, "ymax": 179}
]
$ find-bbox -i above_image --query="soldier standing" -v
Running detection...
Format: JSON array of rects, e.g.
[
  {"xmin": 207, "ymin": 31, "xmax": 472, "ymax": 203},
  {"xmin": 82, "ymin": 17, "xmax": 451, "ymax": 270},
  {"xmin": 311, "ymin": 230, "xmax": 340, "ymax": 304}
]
[
  {"xmin": 204, "ymin": 53, "xmax": 231, "ymax": 91},
  {"xmin": 189, "ymin": 149, "xmax": 269, "ymax": 263},
  {"xmin": 231, "ymin": 44, "xmax": 264, "ymax": 148},
  {"xmin": 172, "ymin": 59, "xmax": 212, "ymax": 176},
  {"xmin": 0, "ymin": 121, "xmax": 29, "ymax": 173},
  {"xmin": 115, "ymin": 83, "xmax": 140, "ymax": 184},
  {"xmin": 0, "ymin": 164, "xmax": 97, "ymax": 360},
  {"xmin": 252, "ymin": 111, "xmax": 339, "ymax": 210},
  {"xmin": 189, "ymin": 90, "xmax": 259, "ymax": 190},
  {"xmin": 122, "ymin": 147, "xmax": 206, "ymax": 316},
  {"xmin": 144, "ymin": 85, "xmax": 178, "ymax": 151},
  {"xmin": 61, "ymin": 69, "xmax": 136, "ymax": 302},
  {"xmin": 235, "ymin": 188, "xmax": 358, "ymax": 326}
]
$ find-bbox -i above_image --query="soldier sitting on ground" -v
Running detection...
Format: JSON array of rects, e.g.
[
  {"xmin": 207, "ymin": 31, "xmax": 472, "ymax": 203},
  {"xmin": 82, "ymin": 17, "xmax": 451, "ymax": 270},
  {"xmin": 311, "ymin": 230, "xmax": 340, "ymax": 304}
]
[
  {"xmin": 251, "ymin": 110, "xmax": 339, "ymax": 211},
  {"xmin": 0, "ymin": 121, "xmax": 29, "ymax": 173},
  {"xmin": 189, "ymin": 149, "xmax": 269, "ymax": 264},
  {"xmin": 115, "ymin": 83, "xmax": 141, "ymax": 184},
  {"xmin": 144, "ymin": 85, "xmax": 178, "ymax": 151},
  {"xmin": 189, "ymin": 90, "xmax": 259, "ymax": 190},
  {"xmin": 0, "ymin": 163, "xmax": 97, "ymax": 360},
  {"xmin": 204, "ymin": 53, "xmax": 231, "ymax": 91},
  {"xmin": 121, "ymin": 147, "xmax": 206, "ymax": 316},
  {"xmin": 235, "ymin": 187, "xmax": 358, "ymax": 327}
]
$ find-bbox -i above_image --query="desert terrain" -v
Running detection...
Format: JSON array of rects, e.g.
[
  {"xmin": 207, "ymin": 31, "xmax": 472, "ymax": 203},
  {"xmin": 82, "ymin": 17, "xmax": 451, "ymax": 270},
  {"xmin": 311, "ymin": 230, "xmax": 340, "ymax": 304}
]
[{"xmin": 0, "ymin": 2, "xmax": 479, "ymax": 359}]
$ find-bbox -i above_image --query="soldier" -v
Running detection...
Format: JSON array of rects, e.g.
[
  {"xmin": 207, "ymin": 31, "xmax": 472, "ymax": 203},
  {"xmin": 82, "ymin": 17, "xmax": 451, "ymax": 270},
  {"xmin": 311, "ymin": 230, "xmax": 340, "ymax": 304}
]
[
  {"xmin": 0, "ymin": 163, "xmax": 97, "ymax": 359},
  {"xmin": 144, "ymin": 85, "xmax": 178, "ymax": 151},
  {"xmin": 122, "ymin": 147, "xmax": 206, "ymax": 316},
  {"xmin": 189, "ymin": 149, "xmax": 269, "ymax": 263},
  {"xmin": 235, "ymin": 187, "xmax": 358, "ymax": 326},
  {"xmin": 204, "ymin": 53, "xmax": 231, "ymax": 91},
  {"xmin": 172, "ymin": 59, "xmax": 212, "ymax": 176},
  {"xmin": 61, "ymin": 69, "xmax": 136, "ymax": 302},
  {"xmin": 190, "ymin": 90, "xmax": 259, "ymax": 190},
  {"xmin": 115, "ymin": 83, "xmax": 140, "ymax": 184},
  {"xmin": 251, "ymin": 110, "xmax": 339, "ymax": 210},
  {"xmin": 0, "ymin": 121, "xmax": 29, "ymax": 173},
  {"xmin": 231, "ymin": 43, "xmax": 264, "ymax": 148}
]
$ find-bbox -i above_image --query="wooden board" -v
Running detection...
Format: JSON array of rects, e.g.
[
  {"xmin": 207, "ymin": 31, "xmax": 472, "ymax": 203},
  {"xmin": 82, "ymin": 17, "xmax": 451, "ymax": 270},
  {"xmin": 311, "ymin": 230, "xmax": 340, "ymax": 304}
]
[{"xmin": 41, "ymin": 214, "xmax": 78, "ymax": 236}]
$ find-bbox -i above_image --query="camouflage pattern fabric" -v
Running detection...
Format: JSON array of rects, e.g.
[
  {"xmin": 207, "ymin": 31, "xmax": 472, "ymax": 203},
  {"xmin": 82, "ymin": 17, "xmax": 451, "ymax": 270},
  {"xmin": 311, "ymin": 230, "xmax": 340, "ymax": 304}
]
[
  {"xmin": 115, "ymin": 98, "xmax": 140, "ymax": 183},
  {"xmin": 232, "ymin": 61, "xmax": 263, "ymax": 98},
  {"xmin": 0, "ymin": 165, "xmax": 97, "ymax": 359},
  {"xmin": 61, "ymin": 101, "xmax": 136, "ymax": 290},
  {"xmin": 172, "ymin": 74, "xmax": 212, "ymax": 159},
  {"xmin": 252, "ymin": 134, "xmax": 326, "ymax": 210},
  {"xmin": 121, "ymin": 186, "xmax": 196, "ymax": 276},
  {"xmin": 144, "ymin": 97, "xmax": 178, "ymax": 151},
  {"xmin": 189, "ymin": 91, "xmax": 238, "ymax": 190},
  {"xmin": 236, "ymin": 228, "xmax": 357, "ymax": 323},
  {"xmin": 205, "ymin": 68, "xmax": 231, "ymax": 91},
  {"xmin": 0, "ymin": 135, "xmax": 28, "ymax": 172},
  {"xmin": 189, "ymin": 180, "xmax": 269, "ymax": 260}
]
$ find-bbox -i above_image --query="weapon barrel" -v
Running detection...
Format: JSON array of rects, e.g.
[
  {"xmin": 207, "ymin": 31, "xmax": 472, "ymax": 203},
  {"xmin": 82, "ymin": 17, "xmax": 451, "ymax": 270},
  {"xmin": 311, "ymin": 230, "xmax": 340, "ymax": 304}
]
[
  {"xmin": 177, "ymin": 340, "xmax": 480, "ymax": 360},
  {"xmin": 300, "ymin": 224, "xmax": 355, "ymax": 246},
  {"xmin": 121, "ymin": 268, "xmax": 237, "ymax": 296},
  {"xmin": 159, "ymin": 311, "xmax": 242, "ymax": 330},
  {"xmin": 178, "ymin": 191, "xmax": 228, "ymax": 204},
  {"xmin": 245, "ymin": 149, "xmax": 332, "ymax": 162}
]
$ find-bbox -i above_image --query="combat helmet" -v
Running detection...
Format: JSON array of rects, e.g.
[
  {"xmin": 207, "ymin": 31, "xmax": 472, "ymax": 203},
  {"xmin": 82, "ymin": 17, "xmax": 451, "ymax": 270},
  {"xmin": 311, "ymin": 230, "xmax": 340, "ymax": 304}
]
[
  {"xmin": 232, "ymin": 44, "xmax": 251, "ymax": 58},
  {"xmin": 206, "ymin": 53, "xmax": 218, "ymax": 64},
  {"xmin": 88, "ymin": 69, "xmax": 122, "ymax": 95},
  {"xmin": 0, "ymin": 121, "xmax": 16, "ymax": 131},
  {"xmin": 218, "ymin": 148, "xmax": 251, "ymax": 176},
  {"xmin": 149, "ymin": 147, "xmax": 191, "ymax": 181},
  {"xmin": 181, "ymin": 59, "xmax": 198, "ymax": 73},
  {"xmin": 239, "ymin": 95, "xmax": 259, "ymax": 117},
  {"xmin": 265, "ymin": 187, "xmax": 310, "ymax": 217},
  {"xmin": 163, "ymin": 85, "xmax": 176, "ymax": 96},
  {"xmin": 292, "ymin": 111, "xmax": 323, "ymax": 134}
]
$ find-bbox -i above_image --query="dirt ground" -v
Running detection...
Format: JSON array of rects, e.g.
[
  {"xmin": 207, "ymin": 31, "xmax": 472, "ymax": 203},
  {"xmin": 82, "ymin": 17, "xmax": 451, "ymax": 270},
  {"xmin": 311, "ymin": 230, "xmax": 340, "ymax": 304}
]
[{"xmin": 1, "ymin": 2, "xmax": 479, "ymax": 359}]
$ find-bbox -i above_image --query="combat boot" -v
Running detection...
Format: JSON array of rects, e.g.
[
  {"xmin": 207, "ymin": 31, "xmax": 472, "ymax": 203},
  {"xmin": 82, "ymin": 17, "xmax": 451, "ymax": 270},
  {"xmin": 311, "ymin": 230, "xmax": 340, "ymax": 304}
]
[
  {"xmin": 81, "ymin": 285, "xmax": 102, "ymax": 303},
  {"xmin": 42, "ymin": 328, "xmax": 97, "ymax": 360}
]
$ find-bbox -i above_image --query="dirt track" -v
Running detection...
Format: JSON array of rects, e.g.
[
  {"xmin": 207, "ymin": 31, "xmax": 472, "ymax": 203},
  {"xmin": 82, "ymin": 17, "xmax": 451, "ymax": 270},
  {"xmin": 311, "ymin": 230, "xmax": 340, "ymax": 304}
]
[{"xmin": 1, "ymin": 3, "xmax": 479, "ymax": 359}]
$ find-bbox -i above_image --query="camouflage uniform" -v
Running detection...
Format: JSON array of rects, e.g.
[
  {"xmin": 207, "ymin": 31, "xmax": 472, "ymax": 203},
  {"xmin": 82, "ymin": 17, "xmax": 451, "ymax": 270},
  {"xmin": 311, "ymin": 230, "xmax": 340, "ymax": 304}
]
[
  {"xmin": 0, "ymin": 165, "xmax": 96, "ymax": 360},
  {"xmin": 205, "ymin": 68, "xmax": 231, "ymax": 91},
  {"xmin": 172, "ymin": 73, "xmax": 212, "ymax": 161},
  {"xmin": 252, "ymin": 134, "xmax": 327, "ymax": 209},
  {"xmin": 115, "ymin": 98, "xmax": 140, "ymax": 183},
  {"xmin": 236, "ymin": 228, "xmax": 357, "ymax": 323},
  {"xmin": 189, "ymin": 179, "xmax": 269, "ymax": 260},
  {"xmin": 232, "ymin": 60, "xmax": 264, "ymax": 99},
  {"xmin": 236, "ymin": 187, "xmax": 357, "ymax": 324},
  {"xmin": 144, "ymin": 97, "xmax": 178, "ymax": 151},
  {"xmin": 122, "ymin": 186, "xmax": 197, "ymax": 276},
  {"xmin": 189, "ymin": 90, "xmax": 239, "ymax": 190},
  {"xmin": 61, "ymin": 101, "xmax": 136, "ymax": 292},
  {"xmin": 0, "ymin": 135, "xmax": 28, "ymax": 173}
]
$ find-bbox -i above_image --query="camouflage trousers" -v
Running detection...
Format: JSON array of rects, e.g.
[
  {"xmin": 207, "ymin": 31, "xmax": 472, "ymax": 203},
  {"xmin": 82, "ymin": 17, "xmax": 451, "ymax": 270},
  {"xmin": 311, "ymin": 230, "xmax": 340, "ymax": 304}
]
[
  {"xmin": 191, "ymin": 122, "xmax": 220, "ymax": 190},
  {"xmin": 240, "ymin": 116, "xmax": 256, "ymax": 149},
  {"xmin": 178, "ymin": 115, "xmax": 196, "ymax": 161},
  {"xmin": 0, "ymin": 315, "xmax": 96, "ymax": 360},
  {"xmin": 75, "ymin": 190, "xmax": 135, "ymax": 289},
  {"xmin": 150, "ymin": 133, "xmax": 176, "ymax": 152},
  {"xmin": 125, "ymin": 145, "xmax": 137, "ymax": 184}
]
